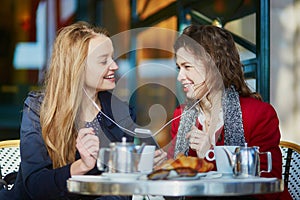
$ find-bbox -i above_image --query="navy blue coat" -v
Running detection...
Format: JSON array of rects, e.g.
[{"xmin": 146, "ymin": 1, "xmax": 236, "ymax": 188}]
[{"xmin": 0, "ymin": 91, "xmax": 136, "ymax": 200}]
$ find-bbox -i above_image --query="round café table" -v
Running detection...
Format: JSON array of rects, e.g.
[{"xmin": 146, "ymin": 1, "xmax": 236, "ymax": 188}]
[{"xmin": 67, "ymin": 174, "xmax": 283, "ymax": 197}]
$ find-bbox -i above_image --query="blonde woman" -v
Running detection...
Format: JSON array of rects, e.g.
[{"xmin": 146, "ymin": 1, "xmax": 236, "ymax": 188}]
[{"xmin": 0, "ymin": 21, "xmax": 134, "ymax": 200}]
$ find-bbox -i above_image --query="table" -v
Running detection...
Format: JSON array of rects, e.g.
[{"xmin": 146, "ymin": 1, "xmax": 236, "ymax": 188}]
[{"xmin": 67, "ymin": 174, "xmax": 284, "ymax": 197}]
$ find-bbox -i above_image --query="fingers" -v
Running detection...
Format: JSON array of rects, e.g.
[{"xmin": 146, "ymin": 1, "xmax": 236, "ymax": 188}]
[
  {"xmin": 76, "ymin": 128, "xmax": 100, "ymax": 159},
  {"xmin": 77, "ymin": 128, "xmax": 98, "ymax": 144},
  {"xmin": 186, "ymin": 127, "xmax": 209, "ymax": 153},
  {"xmin": 186, "ymin": 127, "xmax": 204, "ymax": 142},
  {"xmin": 186, "ymin": 125, "xmax": 201, "ymax": 138},
  {"xmin": 77, "ymin": 127, "xmax": 95, "ymax": 139},
  {"xmin": 153, "ymin": 149, "xmax": 167, "ymax": 167}
]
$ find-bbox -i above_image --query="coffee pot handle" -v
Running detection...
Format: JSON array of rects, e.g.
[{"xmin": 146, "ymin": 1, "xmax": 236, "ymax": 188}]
[{"xmin": 259, "ymin": 151, "xmax": 272, "ymax": 174}]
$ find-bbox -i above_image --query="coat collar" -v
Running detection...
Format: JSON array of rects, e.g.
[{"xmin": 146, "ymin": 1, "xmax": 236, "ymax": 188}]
[{"xmin": 98, "ymin": 91, "xmax": 135, "ymax": 128}]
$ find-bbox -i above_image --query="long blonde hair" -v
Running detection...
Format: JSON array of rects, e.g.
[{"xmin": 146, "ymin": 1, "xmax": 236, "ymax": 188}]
[{"xmin": 40, "ymin": 21, "xmax": 109, "ymax": 168}]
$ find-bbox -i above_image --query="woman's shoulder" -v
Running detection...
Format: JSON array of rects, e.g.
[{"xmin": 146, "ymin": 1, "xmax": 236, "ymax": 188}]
[
  {"xmin": 239, "ymin": 96, "xmax": 278, "ymax": 116},
  {"xmin": 99, "ymin": 91, "xmax": 136, "ymax": 121},
  {"xmin": 173, "ymin": 104, "xmax": 185, "ymax": 116},
  {"xmin": 99, "ymin": 91, "xmax": 134, "ymax": 112},
  {"xmin": 24, "ymin": 90, "xmax": 45, "ymax": 115},
  {"xmin": 240, "ymin": 96, "xmax": 272, "ymax": 107},
  {"xmin": 99, "ymin": 91, "xmax": 128, "ymax": 107}
]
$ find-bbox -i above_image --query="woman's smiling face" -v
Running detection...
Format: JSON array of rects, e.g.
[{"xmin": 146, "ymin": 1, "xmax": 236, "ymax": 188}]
[
  {"xmin": 85, "ymin": 35, "xmax": 119, "ymax": 92},
  {"xmin": 176, "ymin": 47, "xmax": 208, "ymax": 100}
]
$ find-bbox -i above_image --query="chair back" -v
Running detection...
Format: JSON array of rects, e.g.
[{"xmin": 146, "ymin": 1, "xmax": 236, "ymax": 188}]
[
  {"xmin": 279, "ymin": 141, "xmax": 300, "ymax": 200},
  {"xmin": 0, "ymin": 140, "xmax": 20, "ymax": 186}
]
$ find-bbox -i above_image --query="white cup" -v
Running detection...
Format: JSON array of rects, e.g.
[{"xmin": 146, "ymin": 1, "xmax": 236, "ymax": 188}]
[
  {"xmin": 205, "ymin": 146, "xmax": 238, "ymax": 174},
  {"xmin": 138, "ymin": 145, "xmax": 155, "ymax": 173}
]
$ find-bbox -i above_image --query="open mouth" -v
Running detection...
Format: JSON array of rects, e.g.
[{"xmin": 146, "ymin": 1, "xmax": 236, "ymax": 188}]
[
  {"xmin": 183, "ymin": 83, "xmax": 193, "ymax": 88},
  {"xmin": 104, "ymin": 74, "xmax": 115, "ymax": 79}
]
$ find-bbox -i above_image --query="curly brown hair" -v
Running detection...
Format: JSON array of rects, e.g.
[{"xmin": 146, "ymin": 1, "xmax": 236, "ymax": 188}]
[{"xmin": 174, "ymin": 24, "xmax": 262, "ymax": 100}]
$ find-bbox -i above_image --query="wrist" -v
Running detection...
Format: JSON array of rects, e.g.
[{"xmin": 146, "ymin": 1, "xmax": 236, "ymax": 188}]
[{"xmin": 70, "ymin": 159, "xmax": 91, "ymax": 175}]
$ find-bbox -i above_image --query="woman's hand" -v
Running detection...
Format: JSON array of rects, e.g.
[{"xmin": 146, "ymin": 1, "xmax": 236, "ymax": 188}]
[
  {"xmin": 153, "ymin": 149, "xmax": 167, "ymax": 168},
  {"xmin": 71, "ymin": 127, "xmax": 99, "ymax": 175},
  {"xmin": 186, "ymin": 125, "xmax": 211, "ymax": 158}
]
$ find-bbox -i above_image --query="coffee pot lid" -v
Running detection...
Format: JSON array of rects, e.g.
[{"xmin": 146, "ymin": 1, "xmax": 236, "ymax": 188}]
[{"xmin": 110, "ymin": 137, "xmax": 135, "ymax": 147}]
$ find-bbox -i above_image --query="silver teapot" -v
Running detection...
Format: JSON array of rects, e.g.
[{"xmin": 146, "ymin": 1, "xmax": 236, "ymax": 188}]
[
  {"xmin": 97, "ymin": 137, "xmax": 145, "ymax": 173},
  {"xmin": 223, "ymin": 144, "xmax": 272, "ymax": 178}
]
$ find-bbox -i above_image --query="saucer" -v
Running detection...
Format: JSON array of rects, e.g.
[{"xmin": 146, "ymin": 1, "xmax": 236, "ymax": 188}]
[
  {"xmin": 221, "ymin": 172, "xmax": 234, "ymax": 178},
  {"xmin": 102, "ymin": 173, "xmax": 142, "ymax": 182},
  {"xmin": 200, "ymin": 172, "xmax": 223, "ymax": 179},
  {"xmin": 71, "ymin": 175, "xmax": 109, "ymax": 182}
]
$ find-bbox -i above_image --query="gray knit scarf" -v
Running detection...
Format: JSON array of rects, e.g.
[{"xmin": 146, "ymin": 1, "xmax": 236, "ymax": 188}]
[{"xmin": 174, "ymin": 86, "xmax": 245, "ymax": 158}]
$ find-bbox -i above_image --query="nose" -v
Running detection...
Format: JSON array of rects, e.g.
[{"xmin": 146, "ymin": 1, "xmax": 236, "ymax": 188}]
[
  {"xmin": 177, "ymin": 68, "xmax": 185, "ymax": 82},
  {"xmin": 109, "ymin": 59, "xmax": 119, "ymax": 70}
]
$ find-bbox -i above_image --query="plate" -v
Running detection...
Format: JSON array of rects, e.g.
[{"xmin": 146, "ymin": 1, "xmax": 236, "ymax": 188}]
[
  {"xmin": 166, "ymin": 172, "xmax": 208, "ymax": 181},
  {"xmin": 102, "ymin": 173, "xmax": 142, "ymax": 182},
  {"xmin": 71, "ymin": 175, "xmax": 109, "ymax": 182}
]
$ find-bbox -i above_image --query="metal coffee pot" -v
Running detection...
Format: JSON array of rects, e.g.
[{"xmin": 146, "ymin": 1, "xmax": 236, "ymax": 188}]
[
  {"xmin": 223, "ymin": 144, "xmax": 272, "ymax": 178},
  {"xmin": 97, "ymin": 137, "xmax": 145, "ymax": 173}
]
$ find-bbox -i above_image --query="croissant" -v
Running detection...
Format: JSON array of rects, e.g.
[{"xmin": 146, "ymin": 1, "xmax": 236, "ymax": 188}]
[{"xmin": 158, "ymin": 153, "xmax": 214, "ymax": 173}]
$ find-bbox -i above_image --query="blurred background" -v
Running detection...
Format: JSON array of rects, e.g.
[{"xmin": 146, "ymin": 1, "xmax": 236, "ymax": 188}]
[{"xmin": 0, "ymin": 0, "xmax": 299, "ymax": 147}]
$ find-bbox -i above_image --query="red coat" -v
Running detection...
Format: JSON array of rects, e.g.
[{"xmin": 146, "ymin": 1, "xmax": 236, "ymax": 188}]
[{"xmin": 169, "ymin": 97, "xmax": 292, "ymax": 200}]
